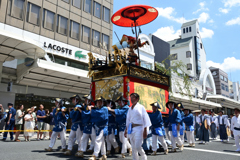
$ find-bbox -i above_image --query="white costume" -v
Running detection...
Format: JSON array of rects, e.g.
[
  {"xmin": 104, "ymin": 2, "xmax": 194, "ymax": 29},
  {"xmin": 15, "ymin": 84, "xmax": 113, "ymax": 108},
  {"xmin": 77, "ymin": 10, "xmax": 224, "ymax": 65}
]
[
  {"xmin": 24, "ymin": 114, "xmax": 34, "ymax": 137},
  {"xmin": 231, "ymin": 115, "xmax": 240, "ymax": 151},
  {"xmin": 126, "ymin": 103, "xmax": 151, "ymax": 160}
]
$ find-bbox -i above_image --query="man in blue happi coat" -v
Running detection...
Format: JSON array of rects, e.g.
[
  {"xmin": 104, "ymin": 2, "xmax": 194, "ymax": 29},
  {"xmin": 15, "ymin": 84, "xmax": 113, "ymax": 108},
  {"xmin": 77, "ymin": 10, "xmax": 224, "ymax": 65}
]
[
  {"xmin": 148, "ymin": 102, "xmax": 168, "ymax": 155},
  {"xmin": 182, "ymin": 108, "xmax": 195, "ymax": 147},
  {"xmin": 88, "ymin": 97, "xmax": 108, "ymax": 160},
  {"xmin": 216, "ymin": 110, "xmax": 230, "ymax": 142},
  {"xmin": 209, "ymin": 110, "xmax": 217, "ymax": 140},
  {"xmin": 197, "ymin": 109, "xmax": 210, "ymax": 144},
  {"xmin": 177, "ymin": 103, "xmax": 186, "ymax": 144},
  {"xmin": 45, "ymin": 98, "xmax": 68, "ymax": 152},
  {"xmin": 107, "ymin": 96, "xmax": 132, "ymax": 158}
]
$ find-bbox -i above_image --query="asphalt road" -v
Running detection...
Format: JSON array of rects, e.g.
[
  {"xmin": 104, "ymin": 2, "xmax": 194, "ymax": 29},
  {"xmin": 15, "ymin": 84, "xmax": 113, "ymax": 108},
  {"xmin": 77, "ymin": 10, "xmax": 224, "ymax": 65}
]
[{"xmin": 0, "ymin": 135, "xmax": 239, "ymax": 160}]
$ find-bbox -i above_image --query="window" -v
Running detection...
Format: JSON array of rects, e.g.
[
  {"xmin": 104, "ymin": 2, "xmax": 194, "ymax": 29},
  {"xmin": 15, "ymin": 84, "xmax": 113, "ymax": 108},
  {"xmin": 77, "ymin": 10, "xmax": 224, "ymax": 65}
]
[
  {"xmin": 224, "ymin": 77, "xmax": 228, "ymax": 83},
  {"xmin": 220, "ymin": 75, "xmax": 224, "ymax": 81},
  {"xmin": 183, "ymin": 28, "xmax": 185, "ymax": 34},
  {"xmin": 27, "ymin": 3, "xmax": 41, "ymax": 25},
  {"xmin": 200, "ymin": 43, "xmax": 203, "ymax": 49},
  {"xmin": 186, "ymin": 27, "xmax": 188, "ymax": 33},
  {"xmin": 187, "ymin": 63, "xmax": 192, "ymax": 70},
  {"xmin": 10, "ymin": 0, "xmax": 25, "ymax": 19},
  {"xmin": 221, "ymin": 83, "xmax": 225, "ymax": 90},
  {"xmin": 70, "ymin": 20, "xmax": 80, "ymax": 39},
  {"xmin": 141, "ymin": 61, "xmax": 152, "ymax": 70},
  {"xmin": 62, "ymin": 0, "xmax": 69, "ymax": 3},
  {"xmin": 57, "ymin": 15, "xmax": 68, "ymax": 35},
  {"xmin": 189, "ymin": 27, "xmax": 191, "ymax": 32},
  {"xmin": 72, "ymin": 0, "xmax": 81, "ymax": 8},
  {"xmin": 170, "ymin": 53, "xmax": 178, "ymax": 60},
  {"xmin": 102, "ymin": 6, "xmax": 110, "ymax": 23},
  {"xmin": 43, "ymin": 9, "xmax": 55, "ymax": 30},
  {"xmin": 92, "ymin": 30, "xmax": 100, "ymax": 47},
  {"xmin": 102, "ymin": 34, "xmax": 109, "ymax": 50},
  {"xmin": 225, "ymin": 85, "xmax": 229, "ymax": 92},
  {"xmin": 82, "ymin": 25, "xmax": 90, "ymax": 43},
  {"xmin": 186, "ymin": 51, "xmax": 191, "ymax": 58},
  {"xmin": 84, "ymin": 0, "xmax": 91, "ymax": 13},
  {"xmin": 94, "ymin": 2, "xmax": 101, "ymax": 18}
]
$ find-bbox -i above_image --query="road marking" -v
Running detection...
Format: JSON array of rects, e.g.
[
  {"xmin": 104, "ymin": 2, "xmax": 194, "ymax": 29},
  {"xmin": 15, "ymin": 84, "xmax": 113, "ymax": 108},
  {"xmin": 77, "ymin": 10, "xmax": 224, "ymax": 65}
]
[{"xmin": 184, "ymin": 148, "xmax": 240, "ymax": 157}]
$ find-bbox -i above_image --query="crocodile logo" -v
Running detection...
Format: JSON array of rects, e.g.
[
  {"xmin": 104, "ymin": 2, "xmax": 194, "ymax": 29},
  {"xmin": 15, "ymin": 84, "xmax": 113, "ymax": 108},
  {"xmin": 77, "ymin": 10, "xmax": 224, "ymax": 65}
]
[{"xmin": 75, "ymin": 51, "xmax": 86, "ymax": 59}]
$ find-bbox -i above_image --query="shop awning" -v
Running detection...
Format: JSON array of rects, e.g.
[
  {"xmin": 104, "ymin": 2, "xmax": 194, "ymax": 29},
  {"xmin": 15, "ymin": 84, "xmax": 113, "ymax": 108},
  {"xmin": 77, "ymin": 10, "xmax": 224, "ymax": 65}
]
[
  {"xmin": 17, "ymin": 59, "xmax": 91, "ymax": 94},
  {"xmin": 170, "ymin": 93, "xmax": 222, "ymax": 110},
  {"xmin": 0, "ymin": 28, "xmax": 45, "ymax": 62},
  {"xmin": 207, "ymin": 95, "xmax": 240, "ymax": 109}
]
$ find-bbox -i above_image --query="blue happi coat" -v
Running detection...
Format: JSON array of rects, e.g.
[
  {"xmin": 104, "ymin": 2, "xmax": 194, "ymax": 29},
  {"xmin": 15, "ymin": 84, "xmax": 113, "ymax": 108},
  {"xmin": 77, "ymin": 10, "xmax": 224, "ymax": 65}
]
[
  {"xmin": 91, "ymin": 106, "xmax": 108, "ymax": 136},
  {"xmin": 182, "ymin": 113, "xmax": 194, "ymax": 131},
  {"xmin": 69, "ymin": 104, "xmax": 82, "ymax": 131},
  {"xmin": 115, "ymin": 105, "xmax": 129, "ymax": 132},
  {"xmin": 53, "ymin": 106, "xmax": 69, "ymax": 132},
  {"xmin": 81, "ymin": 105, "xmax": 93, "ymax": 134},
  {"xmin": 168, "ymin": 108, "xmax": 182, "ymax": 131},
  {"xmin": 148, "ymin": 110, "xmax": 163, "ymax": 135},
  {"xmin": 108, "ymin": 112, "xmax": 116, "ymax": 134}
]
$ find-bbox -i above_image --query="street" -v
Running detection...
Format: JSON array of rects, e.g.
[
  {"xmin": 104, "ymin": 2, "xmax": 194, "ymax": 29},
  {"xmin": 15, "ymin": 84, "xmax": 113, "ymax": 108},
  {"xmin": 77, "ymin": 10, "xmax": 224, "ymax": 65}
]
[{"xmin": 0, "ymin": 135, "xmax": 239, "ymax": 160}]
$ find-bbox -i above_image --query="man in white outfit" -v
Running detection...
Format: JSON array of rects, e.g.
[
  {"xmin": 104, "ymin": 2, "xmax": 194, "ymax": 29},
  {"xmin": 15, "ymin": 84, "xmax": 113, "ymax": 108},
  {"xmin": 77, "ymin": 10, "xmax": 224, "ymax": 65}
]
[
  {"xmin": 231, "ymin": 108, "xmax": 240, "ymax": 152},
  {"xmin": 124, "ymin": 93, "xmax": 151, "ymax": 160}
]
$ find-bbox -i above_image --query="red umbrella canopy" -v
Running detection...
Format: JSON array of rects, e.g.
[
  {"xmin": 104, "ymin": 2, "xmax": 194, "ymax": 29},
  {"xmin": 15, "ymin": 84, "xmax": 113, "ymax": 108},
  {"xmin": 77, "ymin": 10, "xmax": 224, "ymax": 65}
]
[{"xmin": 111, "ymin": 5, "xmax": 158, "ymax": 27}]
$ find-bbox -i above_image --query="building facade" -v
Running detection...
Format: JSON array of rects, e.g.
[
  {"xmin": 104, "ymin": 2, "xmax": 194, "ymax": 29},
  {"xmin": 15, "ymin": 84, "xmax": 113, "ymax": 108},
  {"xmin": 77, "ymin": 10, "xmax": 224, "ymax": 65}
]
[{"xmin": 0, "ymin": 0, "xmax": 113, "ymax": 114}]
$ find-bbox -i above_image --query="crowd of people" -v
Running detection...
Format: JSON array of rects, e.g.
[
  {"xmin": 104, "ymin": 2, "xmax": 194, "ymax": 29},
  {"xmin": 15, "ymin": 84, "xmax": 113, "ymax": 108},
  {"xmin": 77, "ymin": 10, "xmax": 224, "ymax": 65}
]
[{"xmin": 0, "ymin": 93, "xmax": 240, "ymax": 160}]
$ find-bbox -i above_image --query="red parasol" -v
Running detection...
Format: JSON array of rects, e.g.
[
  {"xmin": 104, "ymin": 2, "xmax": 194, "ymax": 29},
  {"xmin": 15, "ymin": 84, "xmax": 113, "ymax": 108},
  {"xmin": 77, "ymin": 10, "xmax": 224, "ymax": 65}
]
[{"xmin": 111, "ymin": 5, "xmax": 158, "ymax": 27}]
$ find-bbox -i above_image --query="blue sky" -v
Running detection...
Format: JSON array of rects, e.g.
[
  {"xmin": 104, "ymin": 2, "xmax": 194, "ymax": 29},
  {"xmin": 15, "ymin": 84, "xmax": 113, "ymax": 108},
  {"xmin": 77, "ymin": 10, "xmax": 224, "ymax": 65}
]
[{"xmin": 112, "ymin": 0, "xmax": 240, "ymax": 82}]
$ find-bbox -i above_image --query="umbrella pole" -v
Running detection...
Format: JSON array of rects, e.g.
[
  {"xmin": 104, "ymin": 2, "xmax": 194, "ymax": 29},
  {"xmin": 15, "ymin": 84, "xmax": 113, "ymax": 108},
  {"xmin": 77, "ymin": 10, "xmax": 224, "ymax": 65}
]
[{"xmin": 134, "ymin": 20, "xmax": 140, "ymax": 66}]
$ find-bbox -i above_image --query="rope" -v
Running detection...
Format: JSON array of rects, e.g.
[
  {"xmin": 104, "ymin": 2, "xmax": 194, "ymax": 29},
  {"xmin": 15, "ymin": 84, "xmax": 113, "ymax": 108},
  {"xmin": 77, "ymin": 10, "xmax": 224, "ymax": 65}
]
[{"xmin": 0, "ymin": 129, "xmax": 72, "ymax": 132}]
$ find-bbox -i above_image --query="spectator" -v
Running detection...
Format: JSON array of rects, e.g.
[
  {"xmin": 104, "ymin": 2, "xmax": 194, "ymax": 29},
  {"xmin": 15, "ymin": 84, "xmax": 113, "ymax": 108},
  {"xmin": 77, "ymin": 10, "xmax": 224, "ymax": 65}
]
[
  {"xmin": 36, "ymin": 104, "xmax": 46, "ymax": 140},
  {"xmin": 43, "ymin": 109, "xmax": 51, "ymax": 140},
  {"xmin": 2, "ymin": 103, "xmax": 16, "ymax": 141},
  {"xmin": 49, "ymin": 107, "xmax": 55, "ymax": 139},
  {"xmin": 24, "ymin": 108, "xmax": 34, "ymax": 141},
  {"xmin": 15, "ymin": 104, "xmax": 25, "ymax": 142},
  {"xmin": 31, "ymin": 106, "xmax": 37, "ymax": 128},
  {"xmin": 0, "ymin": 104, "xmax": 5, "ymax": 136}
]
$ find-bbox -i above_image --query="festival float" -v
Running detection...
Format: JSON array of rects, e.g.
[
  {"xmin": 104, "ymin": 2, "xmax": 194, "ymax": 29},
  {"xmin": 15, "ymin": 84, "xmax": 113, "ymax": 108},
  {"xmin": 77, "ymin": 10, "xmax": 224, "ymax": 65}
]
[{"xmin": 88, "ymin": 5, "xmax": 170, "ymax": 114}]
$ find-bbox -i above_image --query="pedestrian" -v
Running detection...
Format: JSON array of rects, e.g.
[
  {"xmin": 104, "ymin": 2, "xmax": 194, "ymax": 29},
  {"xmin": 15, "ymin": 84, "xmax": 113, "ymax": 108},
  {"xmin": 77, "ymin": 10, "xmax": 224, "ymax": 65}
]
[
  {"xmin": 15, "ymin": 104, "xmax": 25, "ymax": 142},
  {"xmin": 0, "ymin": 104, "xmax": 5, "ymax": 136},
  {"xmin": 37, "ymin": 104, "xmax": 46, "ymax": 140},
  {"xmin": 177, "ymin": 103, "xmax": 185, "ymax": 144},
  {"xmin": 64, "ymin": 95, "xmax": 83, "ymax": 157},
  {"xmin": 193, "ymin": 110, "xmax": 201, "ymax": 140},
  {"xmin": 124, "ymin": 93, "xmax": 151, "ymax": 160},
  {"xmin": 31, "ymin": 106, "xmax": 37, "ymax": 129},
  {"xmin": 78, "ymin": 94, "xmax": 96, "ymax": 158},
  {"xmin": 45, "ymin": 98, "xmax": 68, "ymax": 152},
  {"xmin": 216, "ymin": 110, "xmax": 230, "ymax": 142},
  {"xmin": 88, "ymin": 97, "xmax": 108, "ymax": 160},
  {"xmin": 197, "ymin": 109, "xmax": 210, "ymax": 144},
  {"xmin": 231, "ymin": 108, "xmax": 240, "ymax": 152},
  {"xmin": 107, "ymin": 96, "xmax": 132, "ymax": 158},
  {"xmin": 105, "ymin": 99, "xmax": 119, "ymax": 156},
  {"xmin": 163, "ymin": 115, "xmax": 171, "ymax": 144},
  {"xmin": 2, "ymin": 103, "xmax": 16, "ymax": 141},
  {"xmin": 43, "ymin": 109, "xmax": 51, "ymax": 140},
  {"xmin": 209, "ymin": 110, "xmax": 217, "ymax": 140},
  {"xmin": 49, "ymin": 106, "xmax": 55, "ymax": 139},
  {"xmin": 24, "ymin": 108, "xmax": 34, "ymax": 141},
  {"xmin": 167, "ymin": 101, "xmax": 183, "ymax": 152},
  {"xmin": 182, "ymin": 108, "xmax": 195, "ymax": 147},
  {"xmin": 148, "ymin": 102, "xmax": 168, "ymax": 155},
  {"xmin": 229, "ymin": 114, "xmax": 234, "ymax": 139}
]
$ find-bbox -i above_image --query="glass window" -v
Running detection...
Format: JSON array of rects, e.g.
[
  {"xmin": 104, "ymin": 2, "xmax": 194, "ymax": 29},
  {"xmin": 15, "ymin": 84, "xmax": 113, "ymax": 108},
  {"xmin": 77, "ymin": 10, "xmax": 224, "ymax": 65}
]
[
  {"xmin": 141, "ymin": 61, "xmax": 152, "ymax": 70},
  {"xmin": 189, "ymin": 27, "xmax": 191, "ymax": 32},
  {"xmin": 57, "ymin": 15, "xmax": 68, "ymax": 35},
  {"xmin": 183, "ymin": 28, "xmax": 185, "ymax": 34},
  {"xmin": 72, "ymin": 0, "xmax": 81, "ymax": 8},
  {"xmin": 186, "ymin": 27, "xmax": 188, "ymax": 33},
  {"xmin": 102, "ymin": 34, "xmax": 109, "ymax": 50},
  {"xmin": 187, "ymin": 63, "xmax": 192, "ymax": 70},
  {"xmin": 170, "ymin": 53, "xmax": 178, "ymax": 60},
  {"xmin": 70, "ymin": 20, "xmax": 80, "ymax": 39},
  {"xmin": 220, "ymin": 75, "xmax": 224, "ymax": 81},
  {"xmin": 103, "ymin": 6, "xmax": 110, "ymax": 23},
  {"xmin": 221, "ymin": 83, "xmax": 225, "ymax": 90},
  {"xmin": 43, "ymin": 9, "xmax": 55, "ymax": 30},
  {"xmin": 27, "ymin": 3, "xmax": 41, "ymax": 25},
  {"xmin": 200, "ymin": 43, "xmax": 203, "ymax": 49},
  {"xmin": 82, "ymin": 25, "xmax": 90, "ymax": 43},
  {"xmin": 62, "ymin": 0, "xmax": 69, "ymax": 3},
  {"xmin": 94, "ymin": 2, "xmax": 101, "ymax": 18},
  {"xmin": 11, "ymin": 0, "xmax": 25, "ymax": 19},
  {"xmin": 224, "ymin": 77, "xmax": 228, "ymax": 83},
  {"xmin": 92, "ymin": 30, "xmax": 100, "ymax": 47},
  {"xmin": 186, "ymin": 51, "xmax": 191, "ymax": 58},
  {"xmin": 55, "ymin": 57, "xmax": 66, "ymax": 65},
  {"xmin": 225, "ymin": 85, "xmax": 229, "ymax": 92},
  {"xmin": 84, "ymin": 0, "xmax": 91, "ymax": 13}
]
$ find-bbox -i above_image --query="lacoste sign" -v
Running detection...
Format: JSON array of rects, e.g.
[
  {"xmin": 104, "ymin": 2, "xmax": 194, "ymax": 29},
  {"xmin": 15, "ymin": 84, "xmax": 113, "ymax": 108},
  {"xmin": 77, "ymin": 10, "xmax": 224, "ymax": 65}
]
[{"xmin": 75, "ymin": 51, "xmax": 87, "ymax": 59}]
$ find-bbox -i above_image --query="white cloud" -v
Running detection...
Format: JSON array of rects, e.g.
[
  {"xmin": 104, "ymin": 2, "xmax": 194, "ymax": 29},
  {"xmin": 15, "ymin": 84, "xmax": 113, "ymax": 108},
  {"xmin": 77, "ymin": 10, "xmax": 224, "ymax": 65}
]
[
  {"xmin": 226, "ymin": 17, "xmax": 240, "ymax": 25},
  {"xmin": 156, "ymin": 7, "xmax": 187, "ymax": 24},
  {"xmin": 208, "ymin": 19, "xmax": 214, "ymax": 23},
  {"xmin": 193, "ymin": 2, "xmax": 209, "ymax": 14},
  {"xmin": 198, "ymin": 12, "xmax": 210, "ymax": 23},
  {"xmin": 200, "ymin": 27, "xmax": 214, "ymax": 38},
  {"xmin": 223, "ymin": 0, "xmax": 240, "ymax": 7},
  {"xmin": 219, "ymin": 8, "xmax": 229, "ymax": 14},
  {"xmin": 153, "ymin": 26, "xmax": 181, "ymax": 41},
  {"xmin": 207, "ymin": 57, "xmax": 240, "ymax": 72}
]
